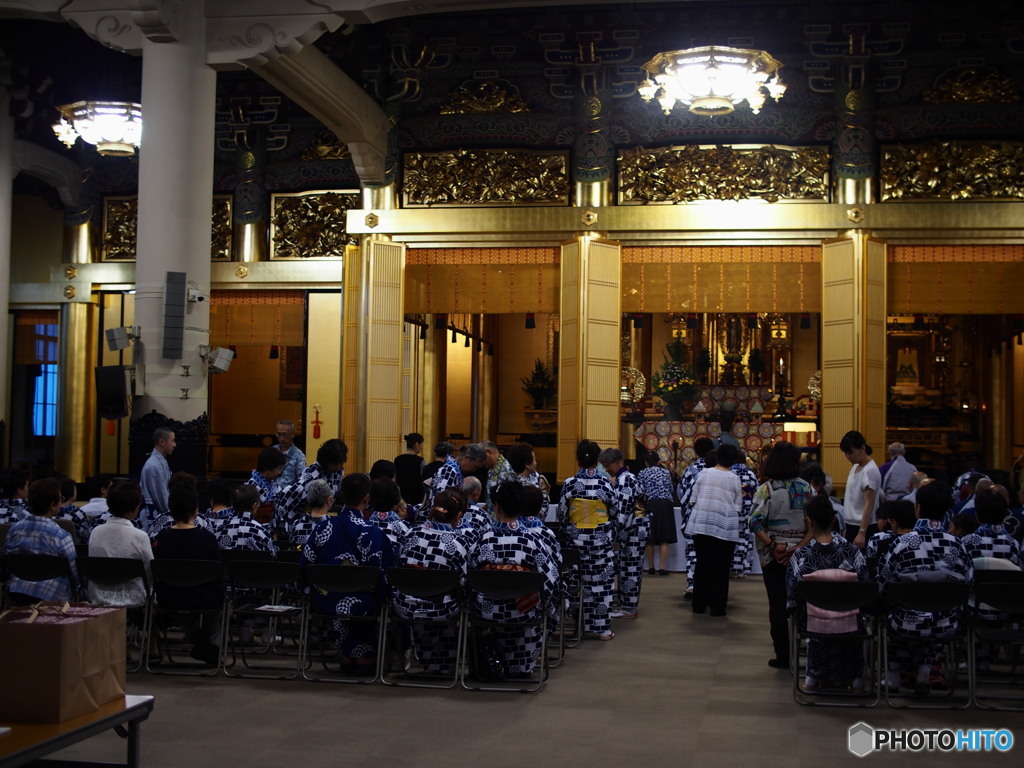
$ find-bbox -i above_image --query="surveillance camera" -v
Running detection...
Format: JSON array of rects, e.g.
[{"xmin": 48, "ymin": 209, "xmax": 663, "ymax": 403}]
[{"xmin": 186, "ymin": 289, "xmax": 208, "ymax": 303}]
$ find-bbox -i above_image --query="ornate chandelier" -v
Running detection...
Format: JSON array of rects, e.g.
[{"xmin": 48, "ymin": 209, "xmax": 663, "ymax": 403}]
[
  {"xmin": 52, "ymin": 101, "xmax": 143, "ymax": 157},
  {"xmin": 638, "ymin": 46, "xmax": 786, "ymax": 116}
]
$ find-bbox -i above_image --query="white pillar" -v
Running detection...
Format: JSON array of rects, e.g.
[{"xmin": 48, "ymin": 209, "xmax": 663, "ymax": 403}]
[
  {"xmin": 0, "ymin": 91, "xmax": 13, "ymax": 457},
  {"xmin": 134, "ymin": 1, "xmax": 216, "ymax": 421}
]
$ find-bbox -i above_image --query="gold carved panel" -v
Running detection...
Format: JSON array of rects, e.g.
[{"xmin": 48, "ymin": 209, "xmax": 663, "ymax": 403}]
[
  {"xmin": 922, "ymin": 68, "xmax": 1020, "ymax": 104},
  {"xmin": 617, "ymin": 145, "xmax": 830, "ymax": 204},
  {"xmin": 440, "ymin": 80, "xmax": 530, "ymax": 114},
  {"xmin": 102, "ymin": 195, "xmax": 233, "ymax": 261},
  {"xmin": 881, "ymin": 140, "xmax": 1024, "ymax": 201},
  {"xmin": 403, "ymin": 149, "xmax": 569, "ymax": 207},
  {"xmin": 270, "ymin": 190, "xmax": 360, "ymax": 259}
]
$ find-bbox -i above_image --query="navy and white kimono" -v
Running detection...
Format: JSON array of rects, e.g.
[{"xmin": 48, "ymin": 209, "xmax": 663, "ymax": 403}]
[
  {"xmin": 301, "ymin": 508, "xmax": 395, "ymax": 660},
  {"xmin": 459, "ymin": 503, "xmax": 492, "ymax": 536},
  {"xmin": 244, "ymin": 470, "xmax": 278, "ymax": 505},
  {"xmin": 515, "ymin": 471, "xmax": 550, "ymax": 508},
  {"xmin": 865, "ymin": 529, "xmax": 897, "ymax": 581},
  {"xmin": 786, "ymin": 537, "xmax": 868, "ymax": 686},
  {"xmin": 273, "ymin": 462, "xmax": 344, "ymax": 540},
  {"xmin": 55, "ymin": 502, "xmax": 92, "ymax": 544},
  {"xmin": 557, "ymin": 468, "xmax": 618, "ymax": 635},
  {"xmin": 392, "ymin": 520, "xmax": 474, "ymax": 673},
  {"xmin": 367, "ymin": 508, "xmax": 410, "ymax": 553},
  {"xmin": 878, "ymin": 518, "xmax": 974, "ymax": 667},
  {"xmin": 217, "ymin": 510, "xmax": 276, "ymax": 554},
  {"xmin": 0, "ymin": 498, "xmax": 28, "ymax": 525},
  {"xmin": 145, "ymin": 510, "xmax": 213, "ymax": 541},
  {"xmin": 612, "ymin": 467, "xmax": 648, "ymax": 614},
  {"xmin": 420, "ymin": 456, "xmax": 462, "ymax": 522},
  {"xmin": 282, "ymin": 512, "xmax": 325, "ymax": 551},
  {"xmin": 961, "ymin": 523, "xmax": 1022, "ymax": 624},
  {"xmin": 470, "ymin": 519, "xmax": 562, "ymax": 674},
  {"xmin": 730, "ymin": 462, "xmax": 759, "ymax": 575},
  {"xmin": 677, "ymin": 458, "xmax": 708, "ymax": 590}
]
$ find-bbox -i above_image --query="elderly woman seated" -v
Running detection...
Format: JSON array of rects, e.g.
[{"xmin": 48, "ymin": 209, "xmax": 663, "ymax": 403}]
[{"xmin": 469, "ymin": 481, "xmax": 561, "ymax": 678}]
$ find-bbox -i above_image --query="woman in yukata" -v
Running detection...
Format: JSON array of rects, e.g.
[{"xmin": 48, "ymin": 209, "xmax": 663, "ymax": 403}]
[
  {"xmin": 786, "ymin": 494, "xmax": 869, "ymax": 691},
  {"xmin": 391, "ymin": 489, "xmax": 473, "ymax": 674},
  {"xmin": 366, "ymin": 477, "xmax": 411, "ymax": 553},
  {"xmin": 301, "ymin": 473, "xmax": 395, "ymax": 675},
  {"xmin": 557, "ymin": 440, "xmax": 618, "ymax": 640},
  {"xmin": 470, "ymin": 481, "xmax": 562, "ymax": 676}
]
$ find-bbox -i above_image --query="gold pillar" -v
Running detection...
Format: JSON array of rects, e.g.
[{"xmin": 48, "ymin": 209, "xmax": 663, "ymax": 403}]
[
  {"xmin": 988, "ymin": 342, "xmax": 1011, "ymax": 470},
  {"xmin": 343, "ymin": 237, "xmax": 406, "ymax": 470},
  {"xmin": 473, "ymin": 314, "xmax": 496, "ymax": 440},
  {"xmin": 418, "ymin": 314, "xmax": 444, "ymax": 449},
  {"xmin": 57, "ymin": 219, "xmax": 97, "ymax": 481},
  {"xmin": 557, "ymin": 236, "xmax": 622, "ymax": 479},
  {"xmin": 233, "ymin": 221, "xmax": 267, "ymax": 262},
  {"xmin": 820, "ymin": 233, "xmax": 887, "ymax": 489}
]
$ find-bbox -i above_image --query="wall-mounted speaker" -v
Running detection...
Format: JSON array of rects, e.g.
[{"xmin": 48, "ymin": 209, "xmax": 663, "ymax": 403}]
[{"xmin": 95, "ymin": 365, "xmax": 129, "ymax": 420}]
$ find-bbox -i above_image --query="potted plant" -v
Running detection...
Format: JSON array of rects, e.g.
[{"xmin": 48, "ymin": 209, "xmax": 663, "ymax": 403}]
[
  {"xmin": 521, "ymin": 358, "xmax": 556, "ymax": 410},
  {"xmin": 651, "ymin": 338, "xmax": 701, "ymax": 420}
]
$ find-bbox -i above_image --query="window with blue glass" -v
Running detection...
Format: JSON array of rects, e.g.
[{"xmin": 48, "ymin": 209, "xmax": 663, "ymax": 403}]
[{"xmin": 32, "ymin": 324, "xmax": 59, "ymax": 437}]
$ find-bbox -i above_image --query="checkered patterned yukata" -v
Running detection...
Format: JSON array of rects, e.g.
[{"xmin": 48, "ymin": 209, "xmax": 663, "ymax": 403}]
[
  {"xmin": 878, "ymin": 518, "xmax": 974, "ymax": 668},
  {"xmin": 367, "ymin": 509, "xmax": 410, "ymax": 553},
  {"xmin": 419, "ymin": 456, "xmax": 463, "ymax": 523},
  {"xmin": 677, "ymin": 458, "xmax": 707, "ymax": 590},
  {"xmin": 55, "ymin": 502, "xmax": 92, "ymax": 544},
  {"xmin": 730, "ymin": 463, "xmax": 759, "ymax": 576},
  {"xmin": 0, "ymin": 498, "xmax": 28, "ymax": 525},
  {"xmin": 612, "ymin": 467, "xmax": 648, "ymax": 614},
  {"xmin": 393, "ymin": 520, "xmax": 474, "ymax": 673},
  {"xmin": 470, "ymin": 519, "xmax": 561, "ymax": 674},
  {"xmin": 217, "ymin": 510, "xmax": 276, "ymax": 554},
  {"xmin": 558, "ymin": 468, "xmax": 618, "ymax": 635},
  {"xmin": 273, "ymin": 463, "xmax": 344, "ymax": 539}
]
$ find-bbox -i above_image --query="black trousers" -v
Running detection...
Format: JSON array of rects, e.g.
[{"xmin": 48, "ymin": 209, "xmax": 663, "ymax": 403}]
[
  {"xmin": 762, "ymin": 560, "xmax": 789, "ymax": 663},
  {"xmin": 691, "ymin": 535, "xmax": 736, "ymax": 614}
]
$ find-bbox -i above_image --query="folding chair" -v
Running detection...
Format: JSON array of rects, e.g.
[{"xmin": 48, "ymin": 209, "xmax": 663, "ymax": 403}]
[
  {"xmin": 881, "ymin": 581, "xmax": 971, "ymax": 708},
  {"xmin": 379, "ymin": 567, "xmax": 464, "ymax": 688},
  {"xmin": 146, "ymin": 559, "xmax": 225, "ymax": 676},
  {"xmin": 2, "ymin": 553, "xmax": 78, "ymax": 604},
  {"xmin": 789, "ymin": 580, "xmax": 881, "ymax": 707},
  {"xmin": 221, "ymin": 559, "xmax": 304, "ymax": 679},
  {"xmin": 460, "ymin": 569, "xmax": 548, "ymax": 693},
  {"xmin": 276, "ymin": 548, "xmax": 303, "ymax": 564},
  {"xmin": 549, "ymin": 547, "xmax": 584, "ymax": 665},
  {"xmin": 219, "ymin": 549, "xmax": 274, "ymax": 564},
  {"xmin": 79, "ymin": 556, "xmax": 153, "ymax": 673},
  {"xmin": 970, "ymin": 570, "xmax": 1024, "ymax": 710},
  {"xmin": 300, "ymin": 564, "xmax": 384, "ymax": 683}
]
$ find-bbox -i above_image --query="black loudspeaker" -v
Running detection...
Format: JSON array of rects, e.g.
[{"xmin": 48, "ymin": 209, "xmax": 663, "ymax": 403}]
[
  {"xmin": 95, "ymin": 365, "xmax": 129, "ymax": 420},
  {"xmin": 163, "ymin": 270, "xmax": 187, "ymax": 360}
]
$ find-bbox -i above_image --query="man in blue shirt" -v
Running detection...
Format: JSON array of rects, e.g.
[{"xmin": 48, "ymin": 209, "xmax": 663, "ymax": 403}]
[{"xmin": 140, "ymin": 427, "xmax": 175, "ymax": 531}]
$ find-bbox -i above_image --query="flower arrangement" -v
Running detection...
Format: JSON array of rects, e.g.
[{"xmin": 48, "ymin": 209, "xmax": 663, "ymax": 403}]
[
  {"xmin": 651, "ymin": 338, "xmax": 701, "ymax": 408},
  {"xmin": 521, "ymin": 358, "xmax": 557, "ymax": 409}
]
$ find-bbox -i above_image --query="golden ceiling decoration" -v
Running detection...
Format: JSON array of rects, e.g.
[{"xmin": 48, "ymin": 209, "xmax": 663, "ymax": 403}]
[
  {"xmin": 301, "ymin": 131, "xmax": 352, "ymax": 161},
  {"xmin": 403, "ymin": 149, "xmax": 569, "ymax": 206},
  {"xmin": 617, "ymin": 145, "xmax": 829, "ymax": 204},
  {"xmin": 440, "ymin": 80, "xmax": 530, "ymax": 114},
  {"xmin": 271, "ymin": 191, "xmax": 360, "ymax": 258},
  {"xmin": 881, "ymin": 140, "xmax": 1024, "ymax": 201},
  {"xmin": 211, "ymin": 196, "xmax": 232, "ymax": 260},
  {"xmin": 922, "ymin": 69, "xmax": 1021, "ymax": 104},
  {"xmin": 101, "ymin": 197, "xmax": 138, "ymax": 261}
]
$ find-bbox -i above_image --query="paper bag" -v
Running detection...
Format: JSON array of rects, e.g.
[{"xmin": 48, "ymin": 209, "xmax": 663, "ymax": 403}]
[{"xmin": 0, "ymin": 602, "xmax": 126, "ymax": 723}]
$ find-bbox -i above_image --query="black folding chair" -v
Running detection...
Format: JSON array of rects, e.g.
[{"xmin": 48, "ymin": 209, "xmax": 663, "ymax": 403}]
[
  {"xmin": 79, "ymin": 556, "xmax": 153, "ymax": 673},
  {"xmin": 221, "ymin": 559, "xmax": 304, "ymax": 679},
  {"xmin": 881, "ymin": 581, "xmax": 971, "ymax": 709},
  {"xmin": 147, "ymin": 559, "xmax": 225, "ymax": 676},
  {"xmin": 789, "ymin": 580, "xmax": 881, "ymax": 707},
  {"xmin": 460, "ymin": 569, "xmax": 549, "ymax": 693},
  {"xmin": 380, "ymin": 567, "xmax": 464, "ymax": 688},
  {"xmin": 300, "ymin": 564, "xmax": 384, "ymax": 683},
  {"xmin": 549, "ymin": 548, "xmax": 584, "ymax": 665},
  {"xmin": 970, "ymin": 570, "xmax": 1024, "ymax": 710},
  {"xmin": 2, "ymin": 553, "xmax": 78, "ymax": 605},
  {"xmin": 219, "ymin": 549, "xmax": 274, "ymax": 564}
]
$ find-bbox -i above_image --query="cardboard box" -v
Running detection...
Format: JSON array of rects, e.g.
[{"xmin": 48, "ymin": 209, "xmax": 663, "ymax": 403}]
[{"xmin": 0, "ymin": 602, "xmax": 126, "ymax": 723}]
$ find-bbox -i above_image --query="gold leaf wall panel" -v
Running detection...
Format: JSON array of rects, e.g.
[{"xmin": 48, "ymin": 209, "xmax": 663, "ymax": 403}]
[
  {"xmin": 404, "ymin": 264, "xmax": 561, "ymax": 313},
  {"xmin": 884, "ymin": 263, "xmax": 1024, "ymax": 314}
]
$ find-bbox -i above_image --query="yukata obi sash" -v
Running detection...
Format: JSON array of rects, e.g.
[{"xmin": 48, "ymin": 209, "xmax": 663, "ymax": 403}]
[
  {"xmin": 802, "ymin": 568, "xmax": 859, "ymax": 634},
  {"xmin": 568, "ymin": 498, "xmax": 609, "ymax": 529}
]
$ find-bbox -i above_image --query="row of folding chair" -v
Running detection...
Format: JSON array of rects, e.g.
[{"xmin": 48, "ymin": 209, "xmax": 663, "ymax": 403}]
[
  {"xmin": 2, "ymin": 552, "xmax": 577, "ymax": 692},
  {"xmin": 789, "ymin": 571, "xmax": 1024, "ymax": 710}
]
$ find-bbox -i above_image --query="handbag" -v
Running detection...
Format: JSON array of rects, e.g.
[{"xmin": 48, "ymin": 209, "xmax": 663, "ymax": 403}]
[{"xmin": 473, "ymin": 628, "xmax": 507, "ymax": 681}]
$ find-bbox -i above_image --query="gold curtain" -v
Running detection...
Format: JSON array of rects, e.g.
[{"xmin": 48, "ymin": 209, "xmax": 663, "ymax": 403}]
[{"xmin": 209, "ymin": 290, "xmax": 306, "ymax": 346}]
